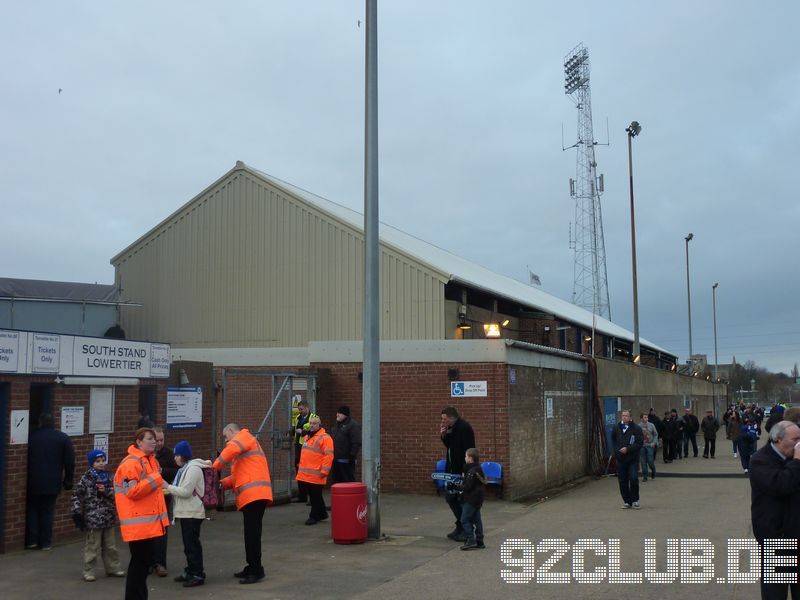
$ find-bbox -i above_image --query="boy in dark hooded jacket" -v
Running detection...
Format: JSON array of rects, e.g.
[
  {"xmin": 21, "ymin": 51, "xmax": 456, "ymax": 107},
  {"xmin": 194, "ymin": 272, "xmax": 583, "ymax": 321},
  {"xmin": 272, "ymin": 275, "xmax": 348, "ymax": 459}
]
[
  {"xmin": 456, "ymin": 448, "xmax": 486, "ymax": 550},
  {"xmin": 71, "ymin": 450, "xmax": 124, "ymax": 581}
]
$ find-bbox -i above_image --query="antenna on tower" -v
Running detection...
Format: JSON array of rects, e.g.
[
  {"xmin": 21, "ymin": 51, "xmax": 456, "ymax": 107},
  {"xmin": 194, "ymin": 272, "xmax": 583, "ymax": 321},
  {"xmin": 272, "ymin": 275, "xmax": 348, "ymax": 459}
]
[{"xmin": 563, "ymin": 43, "xmax": 612, "ymax": 320}]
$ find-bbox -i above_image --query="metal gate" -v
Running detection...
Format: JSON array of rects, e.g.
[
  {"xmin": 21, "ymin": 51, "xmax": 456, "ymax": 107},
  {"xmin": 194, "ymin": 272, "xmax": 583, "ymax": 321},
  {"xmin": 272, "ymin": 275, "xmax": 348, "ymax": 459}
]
[{"xmin": 220, "ymin": 370, "xmax": 317, "ymax": 502}]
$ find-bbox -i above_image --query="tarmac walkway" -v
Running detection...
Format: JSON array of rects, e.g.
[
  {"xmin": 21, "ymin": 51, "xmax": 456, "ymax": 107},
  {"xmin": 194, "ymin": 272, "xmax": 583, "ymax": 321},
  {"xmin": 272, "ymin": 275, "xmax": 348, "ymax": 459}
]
[{"xmin": 0, "ymin": 444, "xmax": 759, "ymax": 599}]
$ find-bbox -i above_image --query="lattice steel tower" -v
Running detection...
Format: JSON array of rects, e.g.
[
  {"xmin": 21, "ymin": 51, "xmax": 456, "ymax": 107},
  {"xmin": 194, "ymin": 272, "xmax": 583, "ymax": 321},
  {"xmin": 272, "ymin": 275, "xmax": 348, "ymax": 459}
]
[{"xmin": 564, "ymin": 43, "xmax": 611, "ymax": 319}]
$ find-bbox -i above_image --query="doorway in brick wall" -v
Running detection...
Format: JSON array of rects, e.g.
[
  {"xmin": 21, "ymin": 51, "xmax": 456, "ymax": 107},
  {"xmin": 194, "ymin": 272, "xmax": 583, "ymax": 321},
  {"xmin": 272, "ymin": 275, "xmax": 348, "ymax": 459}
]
[{"xmin": 220, "ymin": 370, "xmax": 317, "ymax": 503}]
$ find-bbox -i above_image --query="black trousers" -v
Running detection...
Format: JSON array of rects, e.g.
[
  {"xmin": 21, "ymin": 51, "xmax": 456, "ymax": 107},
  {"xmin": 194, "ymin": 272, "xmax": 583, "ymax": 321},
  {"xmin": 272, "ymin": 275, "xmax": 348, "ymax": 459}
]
[
  {"xmin": 241, "ymin": 500, "xmax": 267, "ymax": 576},
  {"xmin": 151, "ymin": 496, "xmax": 171, "ymax": 568},
  {"xmin": 25, "ymin": 493, "xmax": 57, "ymax": 548},
  {"xmin": 126, "ymin": 538, "xmax": 154, "ymax": 600},
  {"xmin": 301, "ymin": 481, "xmax": 327, "ymax": 521},
  {"xmin": 332, "ymin": 460, "xmax": 356, "ymax": 484},
  {"xmin": 703, "ymin": 438, "xmax": 716, "ymax": 457},
  {"xmin": 179, "ymin": 518, "xmax": 204, "ymax": 578},
  {"xmin": 294, "ymin": 446, "xmax": 307, "ymax": 500},
  {"xmin": 683, "ymin": 433, "xmax": 698, "ymax": 457}
]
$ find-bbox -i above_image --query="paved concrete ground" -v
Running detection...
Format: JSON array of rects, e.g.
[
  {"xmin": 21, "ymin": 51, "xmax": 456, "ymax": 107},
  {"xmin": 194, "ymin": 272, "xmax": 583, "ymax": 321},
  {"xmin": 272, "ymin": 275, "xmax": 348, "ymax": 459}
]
[{"xmin": 0, "ymin": 444, "xmax": 759, "ymax": 599}]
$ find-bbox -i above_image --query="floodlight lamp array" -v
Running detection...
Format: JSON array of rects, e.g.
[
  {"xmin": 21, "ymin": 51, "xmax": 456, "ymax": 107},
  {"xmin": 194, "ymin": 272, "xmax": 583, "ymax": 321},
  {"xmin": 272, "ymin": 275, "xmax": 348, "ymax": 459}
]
[{"xmin": 564, "ymin": 48, "xmax": 589, "ymax": 94}]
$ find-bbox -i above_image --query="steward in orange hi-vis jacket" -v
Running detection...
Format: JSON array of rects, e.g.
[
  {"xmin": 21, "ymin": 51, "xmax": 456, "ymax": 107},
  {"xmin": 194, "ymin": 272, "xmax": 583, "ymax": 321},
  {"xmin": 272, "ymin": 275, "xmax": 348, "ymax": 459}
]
[
  {"xmin": 114, "ymin": 428, "xmax": 169, "ymax": 599},
  {"xmin": 213, "ymin": 424, "xmax": 272, "ymax": 584},
  {"xmin": 114, "ymin": 445, "xmax": 168, "ymax": 542},
  {"xmin": 296, "ymin": 417, "xmax": 333, "ymax": 525},
  {"xmin": 213, "ymin": 427, "xmax": 273, "ymax": 509}
]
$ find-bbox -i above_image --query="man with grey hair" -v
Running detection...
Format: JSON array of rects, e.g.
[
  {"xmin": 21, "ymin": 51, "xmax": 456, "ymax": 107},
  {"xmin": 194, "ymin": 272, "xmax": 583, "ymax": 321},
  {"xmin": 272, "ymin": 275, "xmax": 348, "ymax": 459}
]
[{"xmin": 749, "ymin": 420, "xmax": 800, "ymax": 600}]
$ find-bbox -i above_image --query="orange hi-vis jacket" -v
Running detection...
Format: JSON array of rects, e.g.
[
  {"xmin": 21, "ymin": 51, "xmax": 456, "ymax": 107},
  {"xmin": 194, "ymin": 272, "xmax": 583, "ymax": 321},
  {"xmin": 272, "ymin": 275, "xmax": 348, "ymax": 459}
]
[
  {"xmin": 296, "ymin": 427, "xmax": 334, "ymax": 485},
  {"xmin": 114, "ymin": 445, "xmax": 169, "ymax": 542},
  {"xmin": 213, "ymin": 428, "xmax": 273, "ymax": 510}
]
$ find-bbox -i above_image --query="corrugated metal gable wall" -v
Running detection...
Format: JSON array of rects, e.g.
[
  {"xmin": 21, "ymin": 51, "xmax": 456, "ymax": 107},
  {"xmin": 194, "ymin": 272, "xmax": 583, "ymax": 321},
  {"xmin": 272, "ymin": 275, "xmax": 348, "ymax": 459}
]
[{"xmin": 114, "ymin": 172, "xmax": 447, "ymax": 347}]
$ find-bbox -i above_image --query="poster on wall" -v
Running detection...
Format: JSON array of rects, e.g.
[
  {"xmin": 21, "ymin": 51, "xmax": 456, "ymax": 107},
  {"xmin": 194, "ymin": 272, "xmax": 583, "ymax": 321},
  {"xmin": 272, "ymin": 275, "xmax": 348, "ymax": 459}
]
[
  {"xmin": 89, "ymin": 387, "xmax": 115, "ymax": 433},
  {"xmin": 167, "ymin": 386, "xmax": 203, "ymax": 429},
  {"xmin": 93, "ymin": 433, "xmax": 109, "ymax": 459},
  {"xmin": 61, "ymin": 406, "xmax": 85, "ymax": 436},
  {"xmin": 450, "ymin": 381, "xmax": 488, "ymax": 397},
  {"xmin": 10, "ymin": 409, "xmax": 29, "ymax": 444},
  {"xmin": 0, "ymin": 330, "xmax": 20, "ymax": 373}
]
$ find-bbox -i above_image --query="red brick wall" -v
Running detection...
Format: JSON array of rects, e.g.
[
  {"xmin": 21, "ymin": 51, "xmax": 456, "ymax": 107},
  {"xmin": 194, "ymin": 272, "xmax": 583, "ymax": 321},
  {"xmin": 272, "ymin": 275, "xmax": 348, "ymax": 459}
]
[
  {"xmin": 314, "ymin": 362, "xmax": 509, "ymax": 495},
  {"xmin": 0, "ymin": 374, "xmax": 191, "ymax": 553}
]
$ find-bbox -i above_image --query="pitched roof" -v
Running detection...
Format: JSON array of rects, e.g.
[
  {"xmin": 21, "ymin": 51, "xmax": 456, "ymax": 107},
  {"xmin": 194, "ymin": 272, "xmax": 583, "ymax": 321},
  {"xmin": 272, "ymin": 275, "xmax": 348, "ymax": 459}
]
[
  {"xmin": 112, "ymin": 161, "xmax": 671, "ymax": 355},
  {"xmin": 0, "ymin": 277, "xmax": 118, "ymax": 303}
]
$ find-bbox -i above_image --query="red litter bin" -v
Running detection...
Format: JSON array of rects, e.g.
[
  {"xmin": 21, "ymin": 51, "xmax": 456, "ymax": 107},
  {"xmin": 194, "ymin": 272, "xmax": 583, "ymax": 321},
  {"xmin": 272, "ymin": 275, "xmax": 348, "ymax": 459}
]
[{"xmin": 330, "ymin": 482, "xmax": 368, "ymax": 544}]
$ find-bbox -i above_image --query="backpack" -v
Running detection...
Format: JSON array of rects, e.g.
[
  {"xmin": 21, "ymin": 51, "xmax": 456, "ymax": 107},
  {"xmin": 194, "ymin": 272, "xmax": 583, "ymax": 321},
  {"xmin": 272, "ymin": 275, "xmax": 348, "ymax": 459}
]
[{"xmin": 197, "ymin": 467, "xmax": 220, "ymax": 509}]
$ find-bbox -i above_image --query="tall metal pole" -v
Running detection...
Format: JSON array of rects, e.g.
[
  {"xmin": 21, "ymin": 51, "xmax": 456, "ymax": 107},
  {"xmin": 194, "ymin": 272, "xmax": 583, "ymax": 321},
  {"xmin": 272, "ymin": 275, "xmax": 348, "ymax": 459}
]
[
  {"xmin": 626, "ymin": 122, "xmax": 641, "ymax": 362},
  {"xmin": 685, "ymin": 233, "xmax": 694, "ymax": 371},
  {"xmin": 362, "ymin": 0, "xmax": 381, "ymax": 539},
  {"xmin": 712, "ymin": 282, "xmax": 719, "ymax": 415}
]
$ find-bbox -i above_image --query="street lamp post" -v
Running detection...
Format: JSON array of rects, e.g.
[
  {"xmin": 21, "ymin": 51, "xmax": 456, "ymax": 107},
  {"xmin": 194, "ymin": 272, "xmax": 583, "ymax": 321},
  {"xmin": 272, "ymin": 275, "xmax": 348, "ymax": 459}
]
[
  {"xmin": 712, "ymin": 282, "xmax": 719, "ymax": 415},
  {"xmin": 626, "ymin": 121, "xmax": 642, "ymax": 362},
  {"xmin": 685, "ymin": 233, "xmax": 694, "ymax": 371}
]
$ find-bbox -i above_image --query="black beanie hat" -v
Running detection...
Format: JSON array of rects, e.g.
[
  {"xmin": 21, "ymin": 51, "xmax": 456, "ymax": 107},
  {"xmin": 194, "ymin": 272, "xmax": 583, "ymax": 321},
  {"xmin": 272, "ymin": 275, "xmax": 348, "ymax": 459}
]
[{"xmin": 337, "ymin": 406, "xmax": 350, "ymax": 417}]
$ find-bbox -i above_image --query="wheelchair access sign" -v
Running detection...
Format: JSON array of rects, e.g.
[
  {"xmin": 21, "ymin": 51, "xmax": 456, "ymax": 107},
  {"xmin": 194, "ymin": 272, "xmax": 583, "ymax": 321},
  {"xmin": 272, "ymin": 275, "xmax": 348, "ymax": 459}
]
[{"xmin": 450, "ymin": 381, "xmax": 488, "ymax": 397}]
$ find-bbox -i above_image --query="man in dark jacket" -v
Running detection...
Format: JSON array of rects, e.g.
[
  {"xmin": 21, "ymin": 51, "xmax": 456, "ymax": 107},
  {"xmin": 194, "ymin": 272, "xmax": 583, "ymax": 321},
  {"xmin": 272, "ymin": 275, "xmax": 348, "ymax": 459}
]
[
  {"xmin": 331, "ymin": 406, "xmax": 362, "ymax": 483},
  {"xmin": 749, "ymin": 420, "xmax": 800, "ymax": 600},
  {"xmin": 671, "ymin": 409, "xmax": 686, "ymax": 459},
  {"xmin": 26, "ymin": 413, "xmax": 75, "ymax": 550},
  {"xmin": 700, "ymin": 409, "xmax": 720, "ymax": 458},
  {"xmin": 683, "ymin": 407, "xmax": 700, "ymax": 458},
  {"xmin": 152, "ymin": 426, "xmax": 178, "ymax": 576},
  {"xmin": 440, "ymin": 406, "xmax": 475, "ymax": 541},
  {"xmin": 662, "ymin": 411, "xmax": 677, "ymax": 463},
  {"xmin": 611, "ymin": 410, "xmax": 643, "ymax": 509}
]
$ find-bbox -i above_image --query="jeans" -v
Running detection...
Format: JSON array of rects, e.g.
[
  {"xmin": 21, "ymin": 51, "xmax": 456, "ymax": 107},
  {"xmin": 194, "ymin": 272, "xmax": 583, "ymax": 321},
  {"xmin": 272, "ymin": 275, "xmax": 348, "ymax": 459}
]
[
  {"xmin": 332, "ymin": 459, "xmax": 356, "ymax": 483},
  {"xmin": 179, "ymin": 518, "xmax": 204, "ymax": 579},
  {"xmin": 126, "ymin": 538, "xmax": 154, "ymax": 600},
  {"xmin": 241, "ymin": 500, "xmax": 267, "ymax": 576},
  {"xmin": 617, "ymin": 460, "xmax": 639, "ymax": 505},
  {"xmin": 25, "ymin": 493, "xmax": 57, "ymax": 548},
  {"xmin": 703, "ymin": 438, "xmax": 716, "ymax": 457},
  {"xmin": 683, "ymin": 433, "xmax": 698, "ymax": 457},
  {"xmin": 445, "ymin": 490, "xmax": 464, "ymax": 529},
  {"xmin": 460, "ymin": 503, "xmax": 483, "ymax": 543},
  {"xmin": 640, "ymin": 446, "xmax": 656, "ymax": 479},
  {"xmin": 732, "ymin": 440, "xmax": 739, "ymax": 454}
]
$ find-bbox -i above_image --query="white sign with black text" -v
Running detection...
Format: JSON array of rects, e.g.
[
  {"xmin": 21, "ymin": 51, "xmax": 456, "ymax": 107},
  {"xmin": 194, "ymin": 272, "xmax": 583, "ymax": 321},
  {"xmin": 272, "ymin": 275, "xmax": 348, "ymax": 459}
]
[
  {"xmin": 61, "ymin": 406, "xmax": 85, "ymax": 436},
  {"xmin": 167, "ymin": 386, "xmax": 203, "ymax": 429},
  {"xmin": 0, "ymin": 330, "xmax": 20, "ymax": 372},
  {"xmin": 33, "ymin": 333, "xmax": 60, "ymax": 373}
]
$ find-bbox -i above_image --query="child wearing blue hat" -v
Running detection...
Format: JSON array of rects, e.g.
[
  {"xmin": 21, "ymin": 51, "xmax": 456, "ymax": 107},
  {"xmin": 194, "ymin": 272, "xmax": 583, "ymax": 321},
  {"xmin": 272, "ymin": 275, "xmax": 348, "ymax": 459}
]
[{"xmin": 70, "ymin": 449, "xmax": 125, "ymax": 582}]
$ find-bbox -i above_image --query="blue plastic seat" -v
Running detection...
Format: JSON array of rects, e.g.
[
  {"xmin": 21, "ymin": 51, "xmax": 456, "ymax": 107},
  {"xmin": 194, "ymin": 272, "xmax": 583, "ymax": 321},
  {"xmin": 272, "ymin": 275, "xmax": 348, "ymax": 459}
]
[
  {"xmin": 481, "ymin": 461, "xmax": 503, "ymax": 492},
  {"xmin": 435, "ymin": 459, "xmax": 447, "ymax": 493}
]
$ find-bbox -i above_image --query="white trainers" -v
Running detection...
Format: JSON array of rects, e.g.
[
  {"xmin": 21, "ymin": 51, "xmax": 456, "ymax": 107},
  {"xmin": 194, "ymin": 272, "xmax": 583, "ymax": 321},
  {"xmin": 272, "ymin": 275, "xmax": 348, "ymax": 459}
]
[
  {"xmin": 632, "ymin": 502, "xmax": 641, "ymax": 509},
  {"xmin": 734, "ymin": 453, "xmax": 738, "ymax": 458},
  {"xmin": 83, "ymin": 574, "xmax": 96, "ymax": 582},
  {"xmin": 621, "ymin": 503, "xmax": 631, "ymax": 509}
]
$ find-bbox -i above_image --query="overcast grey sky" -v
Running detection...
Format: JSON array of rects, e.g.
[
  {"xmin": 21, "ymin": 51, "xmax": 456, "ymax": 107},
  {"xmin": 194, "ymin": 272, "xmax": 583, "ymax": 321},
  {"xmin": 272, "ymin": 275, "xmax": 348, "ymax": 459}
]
[{"xmin": 2, "ymin": 1, "xmax": 798, "ymax": 375}]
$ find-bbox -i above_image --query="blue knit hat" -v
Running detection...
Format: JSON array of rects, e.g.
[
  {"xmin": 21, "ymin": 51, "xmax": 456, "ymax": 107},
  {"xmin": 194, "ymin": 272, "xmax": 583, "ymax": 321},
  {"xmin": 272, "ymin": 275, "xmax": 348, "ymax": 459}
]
[
  {"xmin": 88, "ymin": 449, "xmax": 107, "ymax": 466},
  {"xmin": 174, "ymin": 441, "xmax": 192, "ymax": 460}
]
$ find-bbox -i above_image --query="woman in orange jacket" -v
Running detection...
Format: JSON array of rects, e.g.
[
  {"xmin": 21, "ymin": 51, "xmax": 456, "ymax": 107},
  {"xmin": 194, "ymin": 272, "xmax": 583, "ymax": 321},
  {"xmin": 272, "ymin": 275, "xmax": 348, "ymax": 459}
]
[
  {"xmin": 296, "ymin": 416, "xmax": 334, "ymax": 525},
  {"xmin": 114, "ymin": 427, "xmax": 169, "ymax": 600}
]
